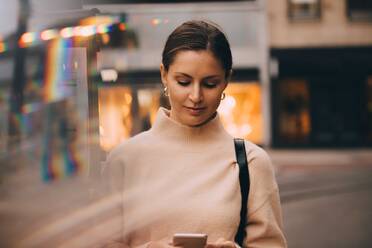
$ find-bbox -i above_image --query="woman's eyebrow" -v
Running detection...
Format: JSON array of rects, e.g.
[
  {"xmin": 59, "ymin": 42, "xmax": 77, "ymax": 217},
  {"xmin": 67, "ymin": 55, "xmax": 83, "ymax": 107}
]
[
  {"xmin": 174, "ymin": 72, "xmax": 192, "ymax": 78},
  {"xmin": 174, "ymin": 72, "xmax": 221, "ymax": 80}
]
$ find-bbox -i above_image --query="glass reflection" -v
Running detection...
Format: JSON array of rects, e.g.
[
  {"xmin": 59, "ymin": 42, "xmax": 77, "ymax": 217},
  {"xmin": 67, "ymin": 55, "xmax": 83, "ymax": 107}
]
[{"xmin": 219, "ymin": 82, "xmax": 263, "ymax": 144}]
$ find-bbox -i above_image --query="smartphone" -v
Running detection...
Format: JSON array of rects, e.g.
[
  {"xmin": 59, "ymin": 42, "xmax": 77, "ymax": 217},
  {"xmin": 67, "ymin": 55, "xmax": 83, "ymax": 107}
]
[{"xmin": 173, "ymin": 233, "xmax": 208, "ymax": 248}]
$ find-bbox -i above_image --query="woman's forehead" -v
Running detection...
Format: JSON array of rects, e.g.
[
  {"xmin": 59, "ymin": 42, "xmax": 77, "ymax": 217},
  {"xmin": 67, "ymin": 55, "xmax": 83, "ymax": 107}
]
[{"xmin": 169, "ymin": 50, "xmax": 225, "ymax": 76}]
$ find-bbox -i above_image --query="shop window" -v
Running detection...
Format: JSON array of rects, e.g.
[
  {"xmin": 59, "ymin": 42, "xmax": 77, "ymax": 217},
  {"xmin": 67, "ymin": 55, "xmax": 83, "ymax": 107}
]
[
  {"xmin": 277, "ymin": 79, "xmax": 311, "ymax": 144},
  {"xmin": 98, "ymin": 85, "xmax": 161, "ymax": 151},
  {"xmin": 347, "ymin": 0, "xmax": 372, "ymax": 22},
  {"xmin": 288, "ymin": 0, "xmax": 321, "ymax": 21},
  {"xmin": 218, "ymin": 82, "xmax": 263, "ymax": 144},
  {"xmin": 98, "ymin": 82, "xmax": 264, "ymax": 150}
]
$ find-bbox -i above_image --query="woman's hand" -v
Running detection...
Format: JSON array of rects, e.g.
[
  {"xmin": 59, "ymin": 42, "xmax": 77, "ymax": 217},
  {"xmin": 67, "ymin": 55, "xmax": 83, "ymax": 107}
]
[{"xmin": 205, "ymin": 238, "xmax": 237, "ymax": 248}]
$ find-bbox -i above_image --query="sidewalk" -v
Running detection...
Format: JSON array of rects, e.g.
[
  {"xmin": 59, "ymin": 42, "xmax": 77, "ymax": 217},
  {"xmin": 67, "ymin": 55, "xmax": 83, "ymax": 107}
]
[{"xmin": 267, "ymin": 148, "xmax": 372, "ymax": 188}]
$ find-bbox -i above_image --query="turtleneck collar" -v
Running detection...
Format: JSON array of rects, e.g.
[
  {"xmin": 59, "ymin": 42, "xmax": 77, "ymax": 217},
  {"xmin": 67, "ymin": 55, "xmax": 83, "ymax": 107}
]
[{"xmin": 150, "ymin": 107, "xmax": 231, "ymax": 150}]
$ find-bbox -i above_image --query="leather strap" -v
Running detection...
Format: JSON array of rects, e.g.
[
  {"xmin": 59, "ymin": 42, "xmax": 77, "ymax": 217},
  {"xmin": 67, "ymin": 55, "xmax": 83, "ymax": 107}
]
[{"xmin": 234, "ymin": 138, "xmax": 250, "ymax": 247}]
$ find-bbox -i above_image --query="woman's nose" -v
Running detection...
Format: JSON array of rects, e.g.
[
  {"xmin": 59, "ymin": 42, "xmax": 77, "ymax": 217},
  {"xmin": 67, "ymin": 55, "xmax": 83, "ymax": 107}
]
[{"xmin": 189, "ymin": 84, "xmax": 203, "ymax": 103}]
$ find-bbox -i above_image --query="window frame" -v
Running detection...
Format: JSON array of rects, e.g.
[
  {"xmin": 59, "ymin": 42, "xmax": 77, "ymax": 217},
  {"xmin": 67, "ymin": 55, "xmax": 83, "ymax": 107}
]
[{"xmin": 287, "ymin": 0, "xmax": 322, "ymax": 21}]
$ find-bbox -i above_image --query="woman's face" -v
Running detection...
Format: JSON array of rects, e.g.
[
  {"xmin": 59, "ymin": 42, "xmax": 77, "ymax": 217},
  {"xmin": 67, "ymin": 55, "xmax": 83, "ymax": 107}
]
[{"xmin": 160, "ymin": 50, "xmax": 228, "ymax": 127}]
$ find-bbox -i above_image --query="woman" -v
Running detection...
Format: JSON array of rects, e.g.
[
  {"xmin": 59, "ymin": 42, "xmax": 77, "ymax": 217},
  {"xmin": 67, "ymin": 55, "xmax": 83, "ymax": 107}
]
[{"xmin": 105, "ymin": 20, "xmax": 287, "ymax": 248}]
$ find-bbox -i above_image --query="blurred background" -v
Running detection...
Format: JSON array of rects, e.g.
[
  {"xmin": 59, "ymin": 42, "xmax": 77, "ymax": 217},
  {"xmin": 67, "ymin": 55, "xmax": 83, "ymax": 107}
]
[{"xmin": 0, "ymin": 0, "xmax": 372, "ymax": 247}]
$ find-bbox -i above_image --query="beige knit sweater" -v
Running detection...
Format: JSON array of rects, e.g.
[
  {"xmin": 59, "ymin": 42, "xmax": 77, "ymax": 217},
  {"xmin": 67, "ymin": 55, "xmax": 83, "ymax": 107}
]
[{"xmin": 104, "ymin": 107, "xmax": 287, "ymax": 248}]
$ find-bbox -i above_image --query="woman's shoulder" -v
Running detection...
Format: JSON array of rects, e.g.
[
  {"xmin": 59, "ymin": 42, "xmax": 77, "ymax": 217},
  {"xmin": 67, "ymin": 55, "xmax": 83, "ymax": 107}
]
[
  {"xmin": 242, "ymin": 140, "xmax": 276, "ymax": 185},
  {"xmin": 243, "ymin": 140, "xmax": 271, "ymax": 165}
]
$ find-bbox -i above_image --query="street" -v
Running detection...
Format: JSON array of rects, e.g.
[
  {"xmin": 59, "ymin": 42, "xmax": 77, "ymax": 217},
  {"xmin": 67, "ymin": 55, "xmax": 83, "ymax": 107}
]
[{"xmin": 273, "ymin": 150, "xmax": 372, "ymax": 248}]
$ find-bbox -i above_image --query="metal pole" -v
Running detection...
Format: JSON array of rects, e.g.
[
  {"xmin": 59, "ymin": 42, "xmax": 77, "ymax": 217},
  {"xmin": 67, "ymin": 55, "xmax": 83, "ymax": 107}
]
[{"xmin": 8, "ymin": 0, "xmax": 30, "ymax": 147}]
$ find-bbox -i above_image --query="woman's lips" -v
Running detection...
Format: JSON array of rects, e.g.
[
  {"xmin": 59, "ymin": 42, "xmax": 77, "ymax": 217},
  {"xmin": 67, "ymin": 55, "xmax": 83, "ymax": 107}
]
[{"xmin": 184, "ymin": 106, "xmax": 206, "ymax": 115}]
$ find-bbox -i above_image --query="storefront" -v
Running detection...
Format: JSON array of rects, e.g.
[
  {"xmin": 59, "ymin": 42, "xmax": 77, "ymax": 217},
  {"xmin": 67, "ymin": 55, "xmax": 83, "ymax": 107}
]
[{"xmin": 271, "ymin": 46, "xmax": 372, "ymax": 147}]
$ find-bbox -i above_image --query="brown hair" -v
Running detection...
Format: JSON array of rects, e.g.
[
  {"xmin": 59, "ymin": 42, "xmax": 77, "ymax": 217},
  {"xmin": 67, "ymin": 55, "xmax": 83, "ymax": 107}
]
[{"xmin": 162, "ymin": 20, "xmax": 232, "ymax": 79}]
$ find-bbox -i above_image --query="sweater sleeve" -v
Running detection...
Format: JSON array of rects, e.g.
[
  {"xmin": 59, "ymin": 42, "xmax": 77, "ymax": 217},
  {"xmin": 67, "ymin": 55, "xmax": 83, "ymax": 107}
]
[{"xmin": 243, "ymin": 143, "xmax": 287, "ymax": 248}]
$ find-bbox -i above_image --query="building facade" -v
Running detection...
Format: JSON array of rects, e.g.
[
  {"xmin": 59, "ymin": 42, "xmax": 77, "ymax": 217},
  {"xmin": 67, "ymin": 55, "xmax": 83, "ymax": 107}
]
[{"xmin": 268, "ymin": 0, "xmax": 372, "ymax": 147}]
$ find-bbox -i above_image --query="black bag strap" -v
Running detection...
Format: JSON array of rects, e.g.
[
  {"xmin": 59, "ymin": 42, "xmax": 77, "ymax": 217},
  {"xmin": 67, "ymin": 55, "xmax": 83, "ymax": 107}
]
[{"xmin": 234, "ymin": 138, "xmax": 250, "ymax": 247}]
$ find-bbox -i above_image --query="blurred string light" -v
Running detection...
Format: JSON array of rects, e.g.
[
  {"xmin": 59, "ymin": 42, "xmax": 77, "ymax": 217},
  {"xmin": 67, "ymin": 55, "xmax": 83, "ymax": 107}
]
[
  {"xmin": 73, "ymin": 26, "xmax": 82, "ymax": 36},
  {"xmin": 60, "ymin": 27, "xmax": 74, "ymax": 39},
  {"xmin": 151, "ymin": 18, "xmax": 161, "ymax": 26},
  {"xmin": 97, "ymin": 24, "xmax": 110, "ymax": 34},
  {"xmin": 80, "ymin": 15, "xmax": 119, "ymax": 26},
  {"xmin": 151, "ymin": 18, "xmax": 169, "ymax": 26},
  {"xmin": 17, "ymin": 16, "xmax": 128, "ymax": 48},
  {"xmin": 40, "ymin": 29, "xmax": 58, "ymax": 41},
  {"xmin": 79, "ymin": 25, "xmax": 96, "ymax": 37},
  {"xmin": 19, "ymin": 31, "xmax": 37, "ymax": 47}
]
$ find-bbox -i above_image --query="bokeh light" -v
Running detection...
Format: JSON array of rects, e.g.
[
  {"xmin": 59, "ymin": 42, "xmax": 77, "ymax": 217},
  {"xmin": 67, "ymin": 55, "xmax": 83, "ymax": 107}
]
[
  {"xmin": 60, "ymin": 27, "xmax": 74, "ymax": 39},
  {"xmin": 40, "ymin": 29, "xmax": 58, "ymax": 41}
]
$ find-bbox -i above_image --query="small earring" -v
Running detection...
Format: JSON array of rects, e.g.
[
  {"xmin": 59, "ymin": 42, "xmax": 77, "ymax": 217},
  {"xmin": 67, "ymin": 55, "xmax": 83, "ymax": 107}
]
[
  {"xmin": 221, "ymin": 92, "xmax": 226, "ymax": 100},
  {"xmin": 163, "ymin": 86, "xmax": 169, "ymax": 97}
]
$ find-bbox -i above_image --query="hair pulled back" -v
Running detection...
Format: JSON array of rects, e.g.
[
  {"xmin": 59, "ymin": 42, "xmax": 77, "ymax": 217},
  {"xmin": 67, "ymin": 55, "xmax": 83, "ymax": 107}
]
[{"xmin": 162, "ymin": 20, "xmax": 232, "ymax": 79}]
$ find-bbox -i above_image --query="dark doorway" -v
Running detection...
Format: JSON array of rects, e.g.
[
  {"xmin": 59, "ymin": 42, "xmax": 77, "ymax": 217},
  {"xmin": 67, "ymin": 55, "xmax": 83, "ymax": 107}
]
[{"xmin": 309, "ymin": 76, "xmax": 364, "ymax": 146}]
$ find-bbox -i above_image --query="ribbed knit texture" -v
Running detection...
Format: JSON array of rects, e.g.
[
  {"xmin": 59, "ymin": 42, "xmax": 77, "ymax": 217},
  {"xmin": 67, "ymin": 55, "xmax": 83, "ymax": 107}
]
[{"xmin": 105, "ymin": 107, "xmax": 287, "ymax": 248}]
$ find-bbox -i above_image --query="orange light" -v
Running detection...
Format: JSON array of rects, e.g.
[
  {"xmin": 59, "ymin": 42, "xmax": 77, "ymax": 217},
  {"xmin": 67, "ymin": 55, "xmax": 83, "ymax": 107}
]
[
  {"xmin": 19, "ymin": 32, "xmax": 36, "ymax": 48},
  {"xmin": 151, "ymin": 18, "xmax": 161, "ymax": 26},
  {"xmin": 20, "ymin": 32, "xmax": 35, "ymax": 43},
  {"xmin": 119, "ymin": 23, "xmax": 127, "ymax": 31},
  {"xmin": 0, "ymin": 42, "xmax": 5, "ymax": 53},
  {"xmin": 80, "ymin": 15, "xmax": 119, "ymax": 26},
  {"xmin": 101, "ymin": 33, "xmax": 110, "ymax": 44}
]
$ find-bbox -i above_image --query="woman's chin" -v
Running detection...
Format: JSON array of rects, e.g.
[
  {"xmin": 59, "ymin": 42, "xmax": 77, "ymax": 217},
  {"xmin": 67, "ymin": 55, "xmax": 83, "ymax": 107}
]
[{"xmin": 184, "ymin": 114, "xmax": 215, "ymax": 127}]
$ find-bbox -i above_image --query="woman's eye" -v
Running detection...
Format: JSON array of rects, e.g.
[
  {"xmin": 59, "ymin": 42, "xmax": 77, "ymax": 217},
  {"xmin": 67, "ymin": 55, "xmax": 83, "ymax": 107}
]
[
  {"xmin": 203, "ymin": 82, "xmax": 218, "ymax": 88},
  {"xmin": 177, "ymin": 81, "xmax": 190, "ymax": 86}
]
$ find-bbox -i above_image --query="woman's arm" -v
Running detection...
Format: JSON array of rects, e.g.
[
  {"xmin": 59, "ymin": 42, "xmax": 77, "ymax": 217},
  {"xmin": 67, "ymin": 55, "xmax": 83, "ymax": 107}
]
[
  {"xmin": 243, "ymin": 143, "xmax": 287, "ymax": 248},
  {"xmin": 244, "ymin": 188, "xmax": 287, "ymax": 247}
]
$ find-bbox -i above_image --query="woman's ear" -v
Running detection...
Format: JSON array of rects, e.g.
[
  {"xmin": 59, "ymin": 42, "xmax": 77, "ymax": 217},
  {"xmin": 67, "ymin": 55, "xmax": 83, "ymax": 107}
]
[
  {"xmin": 222, "ymin": 69, "xmax": 232, "ymax": 91},
  {"xmin": 160, "ymin": 63, "xmax": 168, "ymax": 88}
]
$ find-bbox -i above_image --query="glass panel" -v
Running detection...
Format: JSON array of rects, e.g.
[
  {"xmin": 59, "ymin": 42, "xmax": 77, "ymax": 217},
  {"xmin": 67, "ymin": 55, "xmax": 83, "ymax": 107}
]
[
  {"xmin": 0, "ymin": 3, "xmax": 264, "ymax": 246},
  {"xmin": 218, "ymin": 82, "xmax": 263, "ymax": 144},
  {"xmin": 278, "ymin": 79, "xmax": 311, "ymax": 144}
]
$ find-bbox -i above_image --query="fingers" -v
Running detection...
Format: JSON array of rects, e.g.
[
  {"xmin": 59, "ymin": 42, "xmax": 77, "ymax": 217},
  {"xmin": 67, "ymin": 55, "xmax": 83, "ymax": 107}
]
[{"xmin": 205, "ymin": 238, "xmax": 236, "ymax": 248}]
